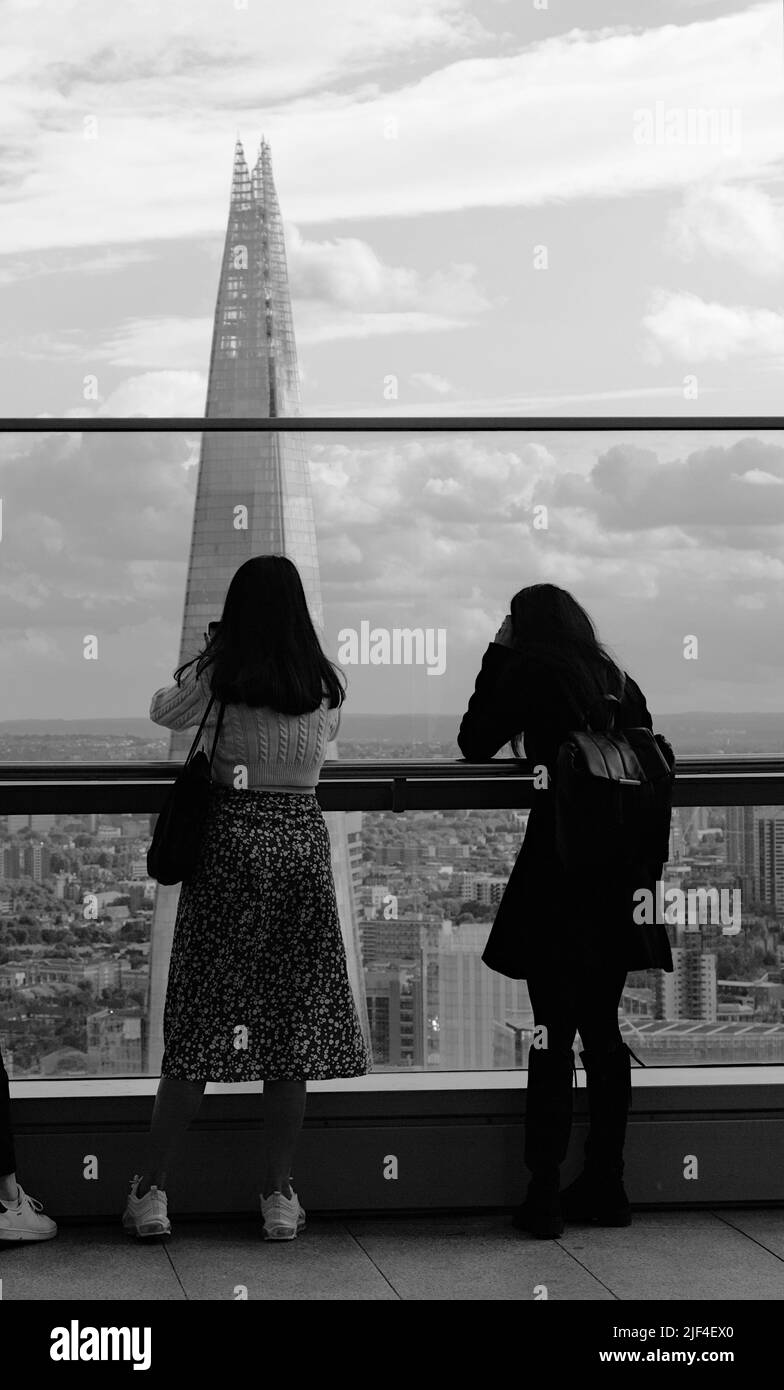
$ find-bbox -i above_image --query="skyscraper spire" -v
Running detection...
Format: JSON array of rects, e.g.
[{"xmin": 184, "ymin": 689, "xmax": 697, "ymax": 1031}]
[{"xmin": 230, "ymin": 137, "xmax": 251, "ymax": 209}]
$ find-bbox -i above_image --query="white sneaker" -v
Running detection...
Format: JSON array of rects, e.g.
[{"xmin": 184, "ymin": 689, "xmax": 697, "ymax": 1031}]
[
  {"xmin": 122, "ymin": 1175, "xmax": 171, "ymax": 1238},
  {"xmin": 0, "ymin": 1184, "xmax": 57, "ymax": 1242},
  {"xmin": 260, "ymin": 1190, "xmax": 306, "ymax": 1241}
]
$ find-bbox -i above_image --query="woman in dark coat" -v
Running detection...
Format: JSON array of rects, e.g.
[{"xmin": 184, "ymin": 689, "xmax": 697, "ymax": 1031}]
[{"xmin": 458, "ymin": 584, "xmax": 672, "ymax": 1239}]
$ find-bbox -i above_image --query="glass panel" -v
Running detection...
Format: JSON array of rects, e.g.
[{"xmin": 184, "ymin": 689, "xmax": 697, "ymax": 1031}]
[
  {"xmin": 0, "ymin": 427, "xmax": 782, "ymax": 759},
  {"xmin": 1, "ymin": 801, "xmax": 782, "ymax": 1078}
]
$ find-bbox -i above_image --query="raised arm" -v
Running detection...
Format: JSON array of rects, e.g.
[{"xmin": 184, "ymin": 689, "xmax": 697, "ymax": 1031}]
[
  {"xmin": 457, "ymin": 642, "xmax": 526, "ymax": 762},
  {"xmin": 149, "ymin": 657, "xmax": 211, "ymax": 731}
]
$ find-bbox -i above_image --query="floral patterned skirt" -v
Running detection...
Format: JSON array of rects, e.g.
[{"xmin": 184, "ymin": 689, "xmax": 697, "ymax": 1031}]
[{"xmin": 161, "ymin": 788, "xmax": 371, "ymax": 1082}]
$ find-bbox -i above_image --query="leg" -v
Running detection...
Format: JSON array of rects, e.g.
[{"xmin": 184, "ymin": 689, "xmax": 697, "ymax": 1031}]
[
  {"xmin": 0, "ymin": 1049, "xmax": 56, "ymax": 1241},
  {"xmin": 137, "ymin": 1077, "xmax": 207, "ymax": 1196},
  {"xmin": 262, "ymin": 1080, "xmax": 306, "ymax": 1199},
  {"xmin": 0, "ymin": 1047, "xmax": 18, "ymax": 1203},
  {"xmin": 564, "ymin": 966, "xmax": 632, "ymax": 1225},
  {"xmin": 515, "ymin": 967, "xmax": 578, "ymax": 1237},
  {"xmin": 577, "ymin": 963, "xmax": 627, "ymax": 1058}
]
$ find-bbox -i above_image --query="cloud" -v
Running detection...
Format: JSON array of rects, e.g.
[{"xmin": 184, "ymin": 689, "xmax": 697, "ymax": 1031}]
[
  {"xmin": 409, "ymin": 372, "xmax": 457, "ymax": 395},
  {"xmin": 0, "ymin": 246, "xmax": 156, "ymax": 288},
  {"xmin": 97, "ymin": 371, "xmax": 207, "ymax": 416},
  {"xmin": 95, "ymin": 318, "xmax": 212, "ymax": 370},
  {"xmin": 1, "ymin": 229, "xmax": 491, "ymax": 365},
  {"xmin": 286, "ymin": 226, "xmax": 490, "ymax": 341},
  {"xmin": 552, "ymin": 438, "xmax": 784, "ymax": 533},
  {"xmin": 642, "ymin": 289, "xmax": 784, "ymax": 362},
  {"xmin": 3, "ymin": 425, "xmax": 784, "ymax": 714},
  {"xmin": 300, "ymin": 429, "xmax": 784, "ymax": 713},
  {"xmin": 0, "ymin": 3, "xmax": 781, "ymax": 251},
  {"xmin": 667, "ymin": 182, "xmax": 784, "ymax": 276}
]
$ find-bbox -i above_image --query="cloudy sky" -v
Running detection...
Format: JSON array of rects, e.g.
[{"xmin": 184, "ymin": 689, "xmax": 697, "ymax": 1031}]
[{"xmin": 1, "ymin": 0, "xmax": 783, "ymax": 720}]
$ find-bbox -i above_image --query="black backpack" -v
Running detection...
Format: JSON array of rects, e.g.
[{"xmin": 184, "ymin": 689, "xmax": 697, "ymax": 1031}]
[{"xmin": 553, "ymin": 675, "xmax": 676, "ymax": 880}]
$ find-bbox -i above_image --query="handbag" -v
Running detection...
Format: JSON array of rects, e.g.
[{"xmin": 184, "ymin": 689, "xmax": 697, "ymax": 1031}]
[{"xmin": 147, "ymin": 695, "xmax": 226, "ymax": 886}]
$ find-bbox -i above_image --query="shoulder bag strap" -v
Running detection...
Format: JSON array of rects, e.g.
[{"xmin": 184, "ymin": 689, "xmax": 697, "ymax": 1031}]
[
  {"xmin": 557, "ymin": 667, "xmax": 626, "ymax": 734},
  {"xmin": 181, "ymin": 695, "xmax": 215, "ymax": 767},
  {"xmin": 207, "ymin": 701, "xmax": 226, "ymax": 768},
  {"xmin": 603, "ymin": 670, "xmax": 627, "ymax": 733}
]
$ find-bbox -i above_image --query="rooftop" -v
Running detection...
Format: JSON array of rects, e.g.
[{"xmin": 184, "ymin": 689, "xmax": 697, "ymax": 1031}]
[{"xmin": 3, "ymin": 1209, "xmax": 784, "ymax": 1301}]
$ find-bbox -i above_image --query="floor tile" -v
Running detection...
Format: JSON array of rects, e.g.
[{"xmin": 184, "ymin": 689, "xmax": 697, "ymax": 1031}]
[
  {"xmin": 165, "ymin": 1217, "xmax": 398, "ymax": 1300},
  {"xmin": 0, "ymin": 1224, "xmax": 185, "ymax": 1301},
  {"xmin": 714, "ymin": 1208, "xmax": 784, "ymax": 1260},
  {"xmin": 346, "ymin": 1213, "xmax": 615, "ymax": 1300},
  {"xmin": 559, "ymin": 1211, "xmax": 784, "ymax": 1301}
]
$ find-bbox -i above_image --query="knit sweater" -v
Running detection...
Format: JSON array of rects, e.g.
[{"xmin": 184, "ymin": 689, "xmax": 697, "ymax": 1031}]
[{"xmin": 149, "ymin": 656, "xmax": 341, "ymax": 793}]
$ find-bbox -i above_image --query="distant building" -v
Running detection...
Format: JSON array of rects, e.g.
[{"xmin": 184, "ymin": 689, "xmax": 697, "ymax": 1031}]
[
  {"xmin": 39, "ymin": 1047, "xmax": 88, "ymax": 1077},
  {"xmin": 6, "ymin": 814, "xmax": 55, "ymax": 835},
  {"xmin": 424, "ymin": 924, "xmax": 533, "ymax": 1069},
  {"xmin": 0, "ymin": 844, "xmax": 22, "ymax": 880},
  {"xmin": 754, "ymin": 808, "xmax": 784, "ymax": 918},
  {"xmin": 346, "ymin": 811, "xmax": 364, "ymax": 898},
  {"xmin": 365, "ymin": 965, "xmax": 424, "ymax": 1067},
  {"xmin": 27, "ymin": 959, "xmax": 84, "ymax": 986},
  {"xmin": 0, "ymin": 841, "xmax": 52, "ymax": 882},
  {"xmin": 22, "ymin": 841, "xmax": 51, "ymax": 883},
  {"xmin": 655, "ymin": 945, "xmax": 717, "ymax": 1022},
  {"xmin": 492, "ymin": 1005, "xmax": 538, "ymax": 1068},
  {"xmin": 87, "ymin": 1009, "xmax": 146, "ymax": 1075},
  {"xmin": 83, "ymin": 960, "xmax": 122, "ymax": 993},
  {"xmin": 30, "ymin": 815, "xmax": 55, "ymax": 834},
  {"xmin": 119, "ymin": 820, "xmax": 147, "ymax": 840},
  {"xmin": 474, "ymin": 876, "xmax": 507, "ymax": 906},
  {"xmin": 620, "ymin": 1017, "xmax": 784, "ymax": 1064},
  {"xmin": 361, "ymin": 918, "xmax": 438, "ymax": 965},
  {"xmin": 0, "ymin": 964, "xmax": 27, "ymax": 988}
]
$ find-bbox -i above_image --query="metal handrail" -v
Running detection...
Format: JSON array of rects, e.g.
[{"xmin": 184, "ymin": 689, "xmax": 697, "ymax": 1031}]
[
  {"xmin": 2, "ymin": 415, "xmax": 783, "ymax": 433},
  {"xmin": 0, "ymin": 758, "xmax": 783, "ymax": 813},
  {"xmin": 0, "ymin": 755, "xmax": 782, "ymax": 780}
]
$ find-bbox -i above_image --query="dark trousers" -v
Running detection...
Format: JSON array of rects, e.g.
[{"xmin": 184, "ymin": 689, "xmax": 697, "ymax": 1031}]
[
  {"xmin": 526, "ymin": 959, "xmax": 628, "ymax": 1055},
  {"xmin": 0, "ymin": 1046, "xmax": 15, "ymax": 1177},
  {"xmin": 522, "ymin": 957, "xmax": 628, "ymax": 1183}
]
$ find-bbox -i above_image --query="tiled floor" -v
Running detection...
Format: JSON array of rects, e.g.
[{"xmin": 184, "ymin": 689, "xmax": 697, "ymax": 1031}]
[{"xmin": 2, "ymin": 1210, "xmax": 784, "ymax": 1300}]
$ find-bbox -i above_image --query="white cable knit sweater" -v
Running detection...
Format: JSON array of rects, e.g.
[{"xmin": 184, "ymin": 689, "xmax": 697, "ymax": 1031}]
[{"xmin": 149, "ymin": 656, "xmax": 341, "ymax": 793}]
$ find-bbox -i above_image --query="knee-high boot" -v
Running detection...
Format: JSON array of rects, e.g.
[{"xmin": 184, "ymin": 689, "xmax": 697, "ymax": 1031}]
[
  {"xmin": 561, "ymin": 1041, "xmax": 635, "ymax": 1227},
  {"xmin": 513, "ymin": 1045, "xmax": 575, "ymax": 1239}
]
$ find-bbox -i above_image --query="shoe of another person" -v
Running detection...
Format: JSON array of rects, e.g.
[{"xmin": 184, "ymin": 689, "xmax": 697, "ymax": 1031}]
[
  {"xmin": 260, "ymin": 1189, "xmax": 306, "ymax": 1241},
  {"xmin": 0, "ymin": 1184, "xmax": 57, "ymax": 1242},
  {"xmin": 122, "ymin": 1175, "xmax": 171, "ymax": 1238}
]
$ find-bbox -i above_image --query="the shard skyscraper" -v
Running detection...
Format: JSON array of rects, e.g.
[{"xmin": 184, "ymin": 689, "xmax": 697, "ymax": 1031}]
[{"xmin": 146, "ymin": 138, "xmax": 369, "ymax": 1069}]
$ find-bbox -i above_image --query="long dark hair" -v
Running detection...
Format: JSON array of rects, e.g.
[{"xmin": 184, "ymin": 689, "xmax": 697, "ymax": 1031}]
[
  {"xmin": 174, "ymin": 555, "xmax": 345, "ymax": 715},
  {"xmin": 507, "ymin": 583, "xmax": 624, "ymax": 756}
]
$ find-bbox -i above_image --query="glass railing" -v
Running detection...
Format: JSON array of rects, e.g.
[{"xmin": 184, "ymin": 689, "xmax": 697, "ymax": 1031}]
[
  {"xmin": 2, "ymin": 417, "xmax": 783, "ymax": 759},
  {"xmin": 2, "ymin": 760, "xmax": 784, "ymax": 1078}
]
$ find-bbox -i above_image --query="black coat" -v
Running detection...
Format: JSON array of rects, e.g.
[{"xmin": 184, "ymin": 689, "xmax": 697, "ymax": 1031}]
[{"xmin": 457, "ymin": 643, "xmax": 673, "ymax": 980}]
